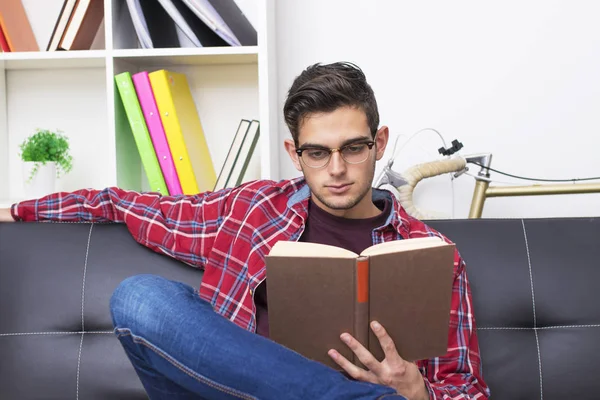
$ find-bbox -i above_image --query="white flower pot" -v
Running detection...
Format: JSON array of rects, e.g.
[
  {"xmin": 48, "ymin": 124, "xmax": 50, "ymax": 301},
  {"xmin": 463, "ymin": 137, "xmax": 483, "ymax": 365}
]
[{"xmin": 22, "ymin": 162, "xmax": 56, "ymax": 200}]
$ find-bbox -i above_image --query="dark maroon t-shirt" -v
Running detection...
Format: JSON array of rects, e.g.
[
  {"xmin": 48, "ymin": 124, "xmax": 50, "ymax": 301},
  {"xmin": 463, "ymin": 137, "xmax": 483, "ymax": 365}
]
[{"xmin": 254, "ymin": 197, "xmax": 391, "ymax": 338}]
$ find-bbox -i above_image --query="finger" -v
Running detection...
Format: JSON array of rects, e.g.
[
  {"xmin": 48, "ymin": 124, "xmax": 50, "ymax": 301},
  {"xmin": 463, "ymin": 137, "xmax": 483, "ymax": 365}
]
[
  {"xmin": 328, "ymin": 349, "xmax": 378, "ymax": 383},
  {"xmin": 370, "ymin": 321, "xmax": 402, "ymax": 362},
  {"xmin": 339, "ymin": 332, "xmax": 383, "ymax": 375}
]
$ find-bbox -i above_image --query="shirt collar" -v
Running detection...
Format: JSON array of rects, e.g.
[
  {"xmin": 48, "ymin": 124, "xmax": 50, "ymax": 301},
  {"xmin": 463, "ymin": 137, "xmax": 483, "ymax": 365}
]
[{"xmin": 286, "ymin": 178, "xmax": 409, "ymax": 237}]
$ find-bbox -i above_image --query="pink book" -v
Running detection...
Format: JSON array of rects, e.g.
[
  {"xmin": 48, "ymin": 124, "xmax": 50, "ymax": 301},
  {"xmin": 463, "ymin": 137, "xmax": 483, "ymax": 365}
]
[{"xmin": 132, "ymin": 71, "xmax": 183, "ymax": 195}]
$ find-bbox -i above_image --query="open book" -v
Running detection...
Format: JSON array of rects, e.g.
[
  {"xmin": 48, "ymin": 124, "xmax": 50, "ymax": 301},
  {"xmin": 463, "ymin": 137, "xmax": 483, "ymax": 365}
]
[{"xmin": 265, "ymin": 236, "xmax": 455, "ymax": 369}]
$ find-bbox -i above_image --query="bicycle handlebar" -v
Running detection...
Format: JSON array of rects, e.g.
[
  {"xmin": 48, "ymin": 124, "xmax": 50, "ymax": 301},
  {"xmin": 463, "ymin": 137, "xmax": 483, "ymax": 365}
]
[{"xmin": 391, "ymin": 157, "xmax": 467, "ymax": 219}]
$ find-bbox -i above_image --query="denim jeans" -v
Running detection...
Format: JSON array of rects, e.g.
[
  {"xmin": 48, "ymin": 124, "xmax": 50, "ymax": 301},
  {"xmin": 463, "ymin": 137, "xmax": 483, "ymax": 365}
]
[{"xmin": 109, "ymin": 274, "xmax": 407, "ymax": 400}]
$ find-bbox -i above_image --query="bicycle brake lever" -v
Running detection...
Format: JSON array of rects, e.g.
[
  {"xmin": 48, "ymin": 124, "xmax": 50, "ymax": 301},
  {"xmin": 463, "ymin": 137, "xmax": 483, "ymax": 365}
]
[{"xmin": 454, "ymin": 167, "xmax": 469, "ymax": 178}]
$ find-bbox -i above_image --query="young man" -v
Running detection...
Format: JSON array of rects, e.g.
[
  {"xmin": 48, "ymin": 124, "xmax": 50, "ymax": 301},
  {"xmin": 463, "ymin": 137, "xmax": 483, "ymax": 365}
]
[{"xmin": 0, "ymin": 62, "xmax": 489, "ymax": 399}]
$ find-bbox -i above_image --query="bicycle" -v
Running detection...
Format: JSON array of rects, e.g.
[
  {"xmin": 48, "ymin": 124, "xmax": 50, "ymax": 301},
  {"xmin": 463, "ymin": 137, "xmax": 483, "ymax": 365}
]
[{"xmin": 374, "ymin": 138, "xmax": 600, "ymax": 219}]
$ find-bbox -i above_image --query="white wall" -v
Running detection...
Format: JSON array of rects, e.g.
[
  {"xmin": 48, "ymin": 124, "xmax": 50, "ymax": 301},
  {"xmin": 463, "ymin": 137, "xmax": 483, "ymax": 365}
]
[
  {"xmin": 7, "ymin": 69, "xmax": 111, "ymax": 199},
  {"xmin": 274, "ymin": 0, "xmax": 600, "ymax": 219}
]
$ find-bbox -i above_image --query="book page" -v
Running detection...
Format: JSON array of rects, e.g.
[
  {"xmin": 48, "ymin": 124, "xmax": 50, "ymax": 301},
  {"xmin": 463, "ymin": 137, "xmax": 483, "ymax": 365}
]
[
  {"xmin": 181, "ymin": 0, "xmax": 241, "ymax": 45},
  {"xmin": 360, "ymin": 236, "xmax": 445, "ymax": 257},
  {"xmin": 126, "ymin": 0, "xmax": 153, "ymax": 48},
  {"xmin": 269, "ymin": 241, "xmax": 358, "ymax": 258}
]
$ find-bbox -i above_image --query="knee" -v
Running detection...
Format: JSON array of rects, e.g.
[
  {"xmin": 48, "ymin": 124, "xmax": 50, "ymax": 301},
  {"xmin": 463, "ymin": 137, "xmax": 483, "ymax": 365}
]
[{"xmin": 109, "ymin": 274, "xmax": 169, "ymax": 332}]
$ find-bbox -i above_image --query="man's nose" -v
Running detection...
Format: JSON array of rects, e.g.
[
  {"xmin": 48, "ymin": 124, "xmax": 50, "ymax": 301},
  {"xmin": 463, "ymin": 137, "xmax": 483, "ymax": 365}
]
[{"xmin": 327, "ymin": 150, "xmax": 346, "ymax": 175}]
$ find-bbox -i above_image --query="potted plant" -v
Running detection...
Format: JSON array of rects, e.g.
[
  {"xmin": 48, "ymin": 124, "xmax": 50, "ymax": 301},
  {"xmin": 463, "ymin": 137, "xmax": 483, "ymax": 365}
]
[{"xmin": 20, "ymin": 128, "xmax": 73, "ymax": 198}]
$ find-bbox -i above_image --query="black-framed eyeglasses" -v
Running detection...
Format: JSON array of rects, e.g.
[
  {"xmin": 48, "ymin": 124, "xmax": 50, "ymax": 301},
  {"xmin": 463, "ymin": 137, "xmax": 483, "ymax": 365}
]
[{"xmin": 295, "ymin": 141, "xmax": 375, "ymax": 169}]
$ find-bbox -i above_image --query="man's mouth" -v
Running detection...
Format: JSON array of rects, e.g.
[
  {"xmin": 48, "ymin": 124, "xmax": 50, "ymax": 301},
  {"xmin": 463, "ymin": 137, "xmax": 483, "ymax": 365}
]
[{"xmin": 326, "ymin": 183, "xmax": 352, "ymax": 194}]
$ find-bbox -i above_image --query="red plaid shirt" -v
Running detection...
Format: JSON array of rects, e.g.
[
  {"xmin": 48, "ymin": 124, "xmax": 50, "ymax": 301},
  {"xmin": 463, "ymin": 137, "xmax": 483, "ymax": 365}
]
[{"xmin": 12, "ymin": 177, "xmax": 490, "ymax": 399}]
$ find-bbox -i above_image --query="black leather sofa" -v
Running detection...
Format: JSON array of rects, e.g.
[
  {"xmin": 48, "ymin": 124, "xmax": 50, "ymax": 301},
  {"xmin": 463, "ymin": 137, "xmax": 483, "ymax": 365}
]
[{"xmin": 1, "ymin": 217, "xmax": 599, "ymax": 399}]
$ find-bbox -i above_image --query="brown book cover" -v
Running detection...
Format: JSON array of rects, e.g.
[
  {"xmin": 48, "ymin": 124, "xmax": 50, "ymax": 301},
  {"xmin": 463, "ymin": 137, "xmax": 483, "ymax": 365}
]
[
  {"xmin": 265, "ymin": 237, "xmax": 455, "ymax": 369},
  {"xmin": 46, "ymin": 0, "xmax": 78, "ymax": 51},
  {"xmin": 59, "ymin": 0, "xmax": 104, "ymax": 51},
  {"xmin": 0, "ymin": 0, "xmax": 39, "ymax": 52}
]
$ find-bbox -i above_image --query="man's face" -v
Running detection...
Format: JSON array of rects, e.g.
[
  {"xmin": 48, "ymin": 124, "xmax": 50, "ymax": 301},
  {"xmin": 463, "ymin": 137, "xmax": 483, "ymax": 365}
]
[{"xmin": 284, "ymin": 106, "xmax": 389, "ymax": 218}]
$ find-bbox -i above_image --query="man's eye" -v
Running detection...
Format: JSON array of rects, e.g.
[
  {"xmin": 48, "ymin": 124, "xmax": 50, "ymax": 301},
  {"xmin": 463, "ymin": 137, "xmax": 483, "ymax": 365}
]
[
  {"xmin": 306, "ymin": 150, "xmax": 328, "ymax": 159},
  {"xmin": 345, "ymin": 144, "xmax": 365, "ymax": 153}
]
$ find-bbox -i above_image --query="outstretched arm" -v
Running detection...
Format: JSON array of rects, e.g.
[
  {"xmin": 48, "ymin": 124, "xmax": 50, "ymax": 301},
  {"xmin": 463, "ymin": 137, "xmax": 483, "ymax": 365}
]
[{"xmin": 7, "ymin": 187, "xmax": 236, "ymax": 268}]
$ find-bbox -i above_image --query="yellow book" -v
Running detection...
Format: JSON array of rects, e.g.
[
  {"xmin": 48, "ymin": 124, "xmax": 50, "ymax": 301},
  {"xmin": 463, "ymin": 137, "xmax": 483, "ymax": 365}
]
[{"xmin": 148, "ymin": 69, "xmax": 216, "ymax": 194}]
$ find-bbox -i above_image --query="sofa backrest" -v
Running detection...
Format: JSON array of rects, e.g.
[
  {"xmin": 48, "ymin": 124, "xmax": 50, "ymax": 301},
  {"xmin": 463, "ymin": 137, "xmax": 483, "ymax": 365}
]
[{"xmin": 427, "ymin": 217, "xmax": 600, "ymax": 400}]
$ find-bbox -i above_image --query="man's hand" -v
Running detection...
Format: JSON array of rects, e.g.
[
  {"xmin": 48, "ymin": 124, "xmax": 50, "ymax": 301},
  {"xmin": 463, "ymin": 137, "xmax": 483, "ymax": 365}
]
[
  {"xmin": 0, "ymin": 208, "xmax": 14, "ymax": 222},
  {"xmin": 328, "ymin": 321, "xmax": 429, "ymax": 400}
]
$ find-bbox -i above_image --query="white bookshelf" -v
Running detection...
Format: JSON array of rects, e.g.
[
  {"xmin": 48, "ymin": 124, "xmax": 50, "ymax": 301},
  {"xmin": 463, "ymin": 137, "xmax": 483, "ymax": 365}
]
[{"xmin": 0, "ymin": 0, "xmax": 279, "ymax": 207}]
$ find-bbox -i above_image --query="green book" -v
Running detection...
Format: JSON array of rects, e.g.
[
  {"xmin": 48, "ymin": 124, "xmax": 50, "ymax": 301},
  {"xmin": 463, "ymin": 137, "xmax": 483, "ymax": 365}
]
[{"xmin": 115, "ymin": 72, "xmax": 168, "ymax": 195}]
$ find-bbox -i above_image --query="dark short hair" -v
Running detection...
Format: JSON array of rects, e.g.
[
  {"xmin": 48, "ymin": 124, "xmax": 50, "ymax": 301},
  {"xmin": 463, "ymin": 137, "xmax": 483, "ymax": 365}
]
[{"xmin": 283, "ymin": 62, "xmax": 380, "ymax": 146}]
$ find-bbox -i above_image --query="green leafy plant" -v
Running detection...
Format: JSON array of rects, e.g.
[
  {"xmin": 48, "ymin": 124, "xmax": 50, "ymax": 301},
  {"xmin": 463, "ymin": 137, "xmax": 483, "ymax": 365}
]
[{"xmin": 20, "ymin": 129, "xmax": 73, "ymax": 182}]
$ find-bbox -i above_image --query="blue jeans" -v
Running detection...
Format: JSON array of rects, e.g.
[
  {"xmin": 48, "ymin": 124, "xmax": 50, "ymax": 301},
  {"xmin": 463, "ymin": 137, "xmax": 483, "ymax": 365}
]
[{"xmin": 109, "ymin": 274, "xmax": 406, "ymax": 400}]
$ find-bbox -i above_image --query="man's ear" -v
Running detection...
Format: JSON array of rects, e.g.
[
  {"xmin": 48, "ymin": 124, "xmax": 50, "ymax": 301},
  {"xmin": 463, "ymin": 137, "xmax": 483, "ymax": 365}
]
[
  {"xmin": 284, "ymin": 139, "xmax": 303, "ymax": 171},
  {"xmin": 374, "ymin": 126, "xmax": 389, "ymax": 161}
]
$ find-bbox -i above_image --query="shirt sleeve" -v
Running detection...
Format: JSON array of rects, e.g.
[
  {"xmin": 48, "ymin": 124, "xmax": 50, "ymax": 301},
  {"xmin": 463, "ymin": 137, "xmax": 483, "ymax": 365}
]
[
  {"xmin": 11, "ymin": 187, "xmax": 235, "ymax": 268},
  {"xmin": 417, "ymin": 251, "xmax": 491, "ymax": 399}
]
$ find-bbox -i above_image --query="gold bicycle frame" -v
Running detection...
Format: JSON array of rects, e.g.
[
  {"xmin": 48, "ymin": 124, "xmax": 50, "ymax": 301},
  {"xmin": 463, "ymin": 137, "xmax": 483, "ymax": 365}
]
[{"xmin": 469, "ymin": 179, "xmax": 600, "ymax": 218}]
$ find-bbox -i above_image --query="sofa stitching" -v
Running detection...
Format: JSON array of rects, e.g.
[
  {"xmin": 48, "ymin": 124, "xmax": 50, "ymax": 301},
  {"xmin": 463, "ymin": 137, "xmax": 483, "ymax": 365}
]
[
  {"xmin": 522, "ymin": 219, "xmax": 543, "ymax": 400},
  {"xmin": 479, "ymin": 324, "xmax": 600, "ymax": 330},
  {"xmin": 75, "ymin": 334, "xmax": 85, "ymax": 399},
  {"xmin": 0, "ymin": 331, "xmax": 113, "ymax": 336},
  {"xmin": 6, "ymin": 325, "xmax": 596, "ymax": 334},
  {"xmin": 76, "ymin": 223, "xmax": 93, "ymax": 400},
  {"xmin": 533, "ymin": 329, "xmax": 542, "ymax": 399},
  {"xmin": 522, "ymin": 220, "xmax": 537, "ymax": 328}
]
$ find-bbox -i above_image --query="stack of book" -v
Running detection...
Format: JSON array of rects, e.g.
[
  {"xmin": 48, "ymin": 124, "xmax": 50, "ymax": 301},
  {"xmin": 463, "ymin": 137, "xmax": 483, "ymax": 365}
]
[
  {"xmin": 0, "ymin": 0, "xmax": 104, "ymax": 52},
  {"xmin": 0, "ymin": 0, "xmax": 255, "ymax": 53},
  {"xmin": 125, "ymin": 0, "xmax": 256, "ymax": 48},
  {"xmin": 115, "ymin": 70, "xmax": 260, "ymax": 196}
]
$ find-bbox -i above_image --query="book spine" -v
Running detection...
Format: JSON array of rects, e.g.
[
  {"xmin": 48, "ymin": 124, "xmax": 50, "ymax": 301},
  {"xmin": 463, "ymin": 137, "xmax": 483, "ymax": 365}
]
[
  {"xmin": 0, "ymin": 0, "xmax": 39, "ymax": 52},
  {"xmin": 149, "ymin": 70, "xmax": 200, "ymax": 194},
  {"xmin": 354, "ymin": 256, "xmax": 369, "ymax": 367},
  {"xmin": 115, "ymin": 72, "xmax": 169, "ymax": 195},
  {"xmin": 132, "ymin": 71, "xmax": 183, "ymax": 195}
]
